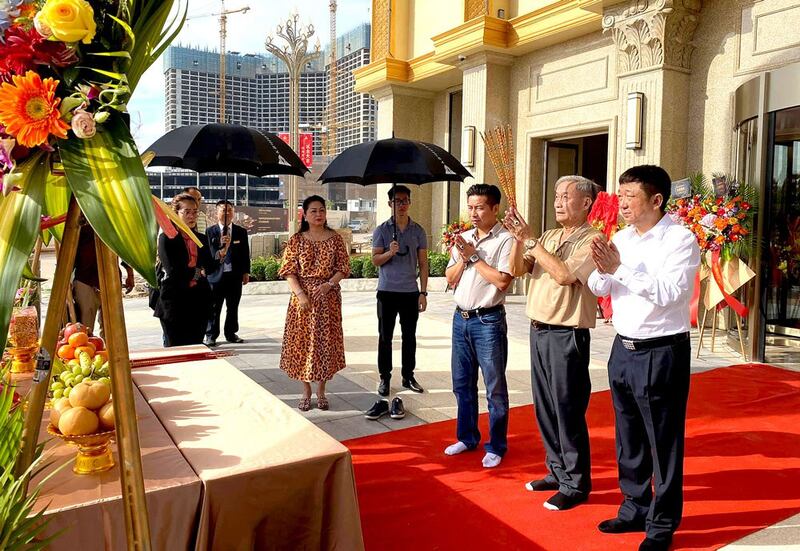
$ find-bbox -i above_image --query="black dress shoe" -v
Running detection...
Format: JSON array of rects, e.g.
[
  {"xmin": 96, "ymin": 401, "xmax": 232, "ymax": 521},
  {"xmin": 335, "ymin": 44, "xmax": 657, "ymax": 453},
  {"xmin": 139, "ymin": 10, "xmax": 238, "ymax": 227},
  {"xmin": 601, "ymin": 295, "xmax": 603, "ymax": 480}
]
[
  {"xmin": 638, "ymin": 537, "xmax": 671, "ymax": 551},
  {"xmin": 203, "ymin": 337, "xmax": 217, "ymax": 347},
  {"xmin": 226, "ymin": 335, "xmax": 244, "ymax": 343},
  {"xmin": 598, "ymin": 517, "xmax": 647, "ymax": 534},
  {"xmin": 390, "ymin": 397, "xmax": 405, "ymax": 419},
  {"xmin": 402, "ymin": 377, "xmax": 424, "ymax": 393},
  {"xmin": 525, "ymin": 478, "xmax": 559, "ymax": 492},
  {"xmin": 543, "ymin": 491, "xmax": 588, "ymax": 511},
  {"xmin": 377, "ymin": 378, "xmax": 390, "ymax": 397},
  {"xmin": 365, "ymin": 399, "xmax": 389, "ymax": 420}
]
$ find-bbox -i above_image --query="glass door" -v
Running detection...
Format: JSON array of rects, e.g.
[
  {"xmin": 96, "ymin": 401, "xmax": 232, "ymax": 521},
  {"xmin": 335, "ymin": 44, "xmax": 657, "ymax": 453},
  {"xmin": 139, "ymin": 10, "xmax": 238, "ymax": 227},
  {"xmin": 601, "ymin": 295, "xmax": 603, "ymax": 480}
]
[{"xmin": 764, "ymin": 106, "xmax": 800, "ymax": 352}]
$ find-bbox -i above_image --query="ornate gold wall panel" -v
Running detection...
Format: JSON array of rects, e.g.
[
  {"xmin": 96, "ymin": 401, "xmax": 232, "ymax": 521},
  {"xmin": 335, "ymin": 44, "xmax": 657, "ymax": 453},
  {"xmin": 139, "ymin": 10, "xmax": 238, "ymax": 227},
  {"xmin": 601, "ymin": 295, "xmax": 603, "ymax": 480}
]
[
  {"xmin": 372, "ymin": 0, "xmax": 391, "ymax": 61},
  {"xmin": 465, "ymin": 0, "xmax": 488, "ymax": 20}
]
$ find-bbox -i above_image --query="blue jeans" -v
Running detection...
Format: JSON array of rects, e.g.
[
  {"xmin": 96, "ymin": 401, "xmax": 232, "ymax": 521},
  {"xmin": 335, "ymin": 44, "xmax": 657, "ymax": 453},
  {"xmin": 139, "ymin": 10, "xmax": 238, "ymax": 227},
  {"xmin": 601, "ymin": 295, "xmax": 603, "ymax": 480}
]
[{"xmin": 451, "ymin": 307, "xmax": 510, "ymax": 456}]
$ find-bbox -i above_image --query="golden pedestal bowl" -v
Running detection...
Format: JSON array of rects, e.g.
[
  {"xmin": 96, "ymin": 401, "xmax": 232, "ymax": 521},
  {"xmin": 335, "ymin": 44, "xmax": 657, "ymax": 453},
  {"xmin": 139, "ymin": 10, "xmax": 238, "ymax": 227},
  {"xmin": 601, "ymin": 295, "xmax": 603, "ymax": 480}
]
[
  {"xmin": 6, "ymin": 344, "xmax": 39, "ymax": 373},
  {"xmin": 47, "ymin": 425, "xmax": 116, "ymax": 475}
]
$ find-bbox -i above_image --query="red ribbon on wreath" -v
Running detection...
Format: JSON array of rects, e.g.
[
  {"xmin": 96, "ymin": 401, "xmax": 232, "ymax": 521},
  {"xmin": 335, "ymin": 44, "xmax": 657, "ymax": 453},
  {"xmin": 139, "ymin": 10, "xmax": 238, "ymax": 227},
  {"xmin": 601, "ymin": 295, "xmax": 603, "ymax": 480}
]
[
  {"xmin": 689, "ymin": 270, "xmax": 701, "ymax": 327},
  {"xmin": 710, "ymin": 248, "xmax": 748, "ymax": 317}
]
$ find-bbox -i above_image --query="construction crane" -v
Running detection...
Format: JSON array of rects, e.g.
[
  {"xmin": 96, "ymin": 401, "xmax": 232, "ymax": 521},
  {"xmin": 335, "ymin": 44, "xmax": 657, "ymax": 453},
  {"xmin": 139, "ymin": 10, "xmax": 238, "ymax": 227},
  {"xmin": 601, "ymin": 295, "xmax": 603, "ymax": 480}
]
[
  {"xmin": 187, "ymin": 1, "xmax": 250, "ymax": 123},
  {"xmin": 327, "ymin": 0, "xmax": 337, "ymax": 158}
]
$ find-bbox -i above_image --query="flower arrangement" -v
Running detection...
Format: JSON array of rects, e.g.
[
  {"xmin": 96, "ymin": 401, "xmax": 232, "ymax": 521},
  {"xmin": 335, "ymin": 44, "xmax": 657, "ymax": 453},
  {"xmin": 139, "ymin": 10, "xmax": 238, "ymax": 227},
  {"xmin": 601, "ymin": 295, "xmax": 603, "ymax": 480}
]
[
  {"xmin": 441, "ymin": 220, "xmax": 473, "ymax": 251},
  {"xmin": 667, "ymin": 174, "xmax": 756, "ymax": 261},
  {"xmin": 0, "ymin": 0, "xmax": 187, "ymax": 353}
]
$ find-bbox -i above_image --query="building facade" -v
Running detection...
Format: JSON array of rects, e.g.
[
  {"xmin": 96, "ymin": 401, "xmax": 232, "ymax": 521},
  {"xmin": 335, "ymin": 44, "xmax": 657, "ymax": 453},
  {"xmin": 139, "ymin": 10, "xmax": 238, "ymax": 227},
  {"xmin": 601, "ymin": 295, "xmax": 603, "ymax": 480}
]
[{"xmin": 354, "ymin": 0, "xmax": 800, "ymax": 363}]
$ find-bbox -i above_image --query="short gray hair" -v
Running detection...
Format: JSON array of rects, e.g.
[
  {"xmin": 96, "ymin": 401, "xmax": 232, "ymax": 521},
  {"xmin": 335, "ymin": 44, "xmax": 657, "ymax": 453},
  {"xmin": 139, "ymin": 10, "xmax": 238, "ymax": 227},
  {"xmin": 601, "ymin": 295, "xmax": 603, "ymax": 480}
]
[{"xmin": 554, "ymin": 175, "xmax": 600, "ymax": 204}]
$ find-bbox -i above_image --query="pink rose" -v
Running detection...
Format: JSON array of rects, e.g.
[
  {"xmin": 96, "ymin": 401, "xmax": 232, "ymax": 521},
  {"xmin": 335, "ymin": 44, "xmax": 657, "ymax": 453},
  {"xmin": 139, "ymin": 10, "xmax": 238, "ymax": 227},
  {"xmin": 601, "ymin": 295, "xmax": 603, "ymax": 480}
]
[{"xmin": 71, "ymin": 109, "xmax": 96, "ymax": 139}]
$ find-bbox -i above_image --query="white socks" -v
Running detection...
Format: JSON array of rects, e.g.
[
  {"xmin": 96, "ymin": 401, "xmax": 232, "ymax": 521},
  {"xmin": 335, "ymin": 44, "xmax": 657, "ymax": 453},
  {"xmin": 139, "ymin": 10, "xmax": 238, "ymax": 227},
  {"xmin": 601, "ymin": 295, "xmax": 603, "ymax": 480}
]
[
  {"xmin": 482, "ymin": 453, "xmax": 502, "ymax": 468},
  {"xmin": 444, "ymin": 441, "xmax": 468, "ymax": 455},
  {"xmin": 444, "ymin": 443, "xmax": 503, "ymax": 468}
]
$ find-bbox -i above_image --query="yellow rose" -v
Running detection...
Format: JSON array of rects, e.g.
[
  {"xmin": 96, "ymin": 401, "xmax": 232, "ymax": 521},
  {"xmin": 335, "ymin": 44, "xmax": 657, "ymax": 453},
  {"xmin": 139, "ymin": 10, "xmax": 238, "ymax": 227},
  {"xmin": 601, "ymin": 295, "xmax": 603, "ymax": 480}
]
[{"xmin": 36, "ymin": 0, "xmax": 97, "ymax": 45}]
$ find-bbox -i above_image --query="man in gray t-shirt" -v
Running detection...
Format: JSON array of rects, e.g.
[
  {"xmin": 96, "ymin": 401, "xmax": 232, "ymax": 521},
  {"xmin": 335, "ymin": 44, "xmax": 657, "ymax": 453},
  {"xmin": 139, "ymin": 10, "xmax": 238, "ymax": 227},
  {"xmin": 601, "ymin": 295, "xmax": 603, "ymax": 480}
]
[{"xmin": 364, "ymin": 185, "xmax": 429, "ymax": 421}]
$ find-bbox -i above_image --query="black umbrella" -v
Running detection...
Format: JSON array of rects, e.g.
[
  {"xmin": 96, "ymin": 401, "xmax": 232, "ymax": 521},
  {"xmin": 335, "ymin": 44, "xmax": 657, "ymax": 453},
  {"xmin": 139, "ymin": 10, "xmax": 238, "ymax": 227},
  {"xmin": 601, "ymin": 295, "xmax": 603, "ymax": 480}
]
[
  {"xmin": 318, "ymin": 137, "xmax": 471, "ymax": 241},
  {"xmin": 145, "ymin": 124, "xmax": 309, "ymax": 229}
]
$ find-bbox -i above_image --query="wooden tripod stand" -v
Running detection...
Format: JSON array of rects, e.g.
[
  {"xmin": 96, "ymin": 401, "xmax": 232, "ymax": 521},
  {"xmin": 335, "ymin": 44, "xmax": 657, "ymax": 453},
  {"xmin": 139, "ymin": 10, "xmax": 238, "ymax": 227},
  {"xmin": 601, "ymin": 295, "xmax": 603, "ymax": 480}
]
[
  {"xmin": 16, "ymin": 198, "xmax": 152, "ymax": 549},
  {"xmin": 696, "ymin": 304, "xmax": 748, "ymax": 361}
]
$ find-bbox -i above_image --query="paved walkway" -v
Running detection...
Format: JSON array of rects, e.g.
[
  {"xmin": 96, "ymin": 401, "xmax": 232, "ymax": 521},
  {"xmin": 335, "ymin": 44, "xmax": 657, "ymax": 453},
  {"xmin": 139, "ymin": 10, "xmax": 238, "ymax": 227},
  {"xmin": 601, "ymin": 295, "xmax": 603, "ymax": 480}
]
[{"xmin": 123, "ymin": 291, "xmax": 747, "ymax": 438}]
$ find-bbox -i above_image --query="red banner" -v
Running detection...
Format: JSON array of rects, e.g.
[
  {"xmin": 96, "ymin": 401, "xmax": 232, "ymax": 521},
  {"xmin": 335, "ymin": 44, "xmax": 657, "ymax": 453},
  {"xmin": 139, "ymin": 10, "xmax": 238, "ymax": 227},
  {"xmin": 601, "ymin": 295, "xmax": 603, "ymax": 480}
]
[
  {"xmin": 278, "ymin": 132, "xmax": 313, "ymax": 168},
  {"xmin": 710, "ymin": 249, "xmax": 749, "ymax": 318}
]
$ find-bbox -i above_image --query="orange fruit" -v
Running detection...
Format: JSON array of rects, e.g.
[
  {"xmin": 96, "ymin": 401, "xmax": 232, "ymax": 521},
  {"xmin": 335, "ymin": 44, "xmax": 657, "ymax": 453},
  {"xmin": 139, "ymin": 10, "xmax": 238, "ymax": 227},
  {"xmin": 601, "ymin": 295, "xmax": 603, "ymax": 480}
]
[
  {"xmin": 57, "ymin": 344, "xmax": 75, "ymax": 360},
  {"xmin": 67, "ymin": 332, "xmax": 89, "ymax": 347},
  {"xmin": 95, "ymin": 350, "xmax": 109, "ymax": 361},
  {"xmin": 75, "ymin": 344, "xmax": 96, "ymax": 357}
]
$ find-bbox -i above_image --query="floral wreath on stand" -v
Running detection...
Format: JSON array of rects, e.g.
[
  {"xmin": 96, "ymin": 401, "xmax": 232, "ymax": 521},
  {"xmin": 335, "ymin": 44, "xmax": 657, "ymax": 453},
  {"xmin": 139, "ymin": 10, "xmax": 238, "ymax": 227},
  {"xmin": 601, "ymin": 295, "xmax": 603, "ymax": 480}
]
[{"xmin": 666, "ymin": 173, "xmax": 757, "ymax": 321}]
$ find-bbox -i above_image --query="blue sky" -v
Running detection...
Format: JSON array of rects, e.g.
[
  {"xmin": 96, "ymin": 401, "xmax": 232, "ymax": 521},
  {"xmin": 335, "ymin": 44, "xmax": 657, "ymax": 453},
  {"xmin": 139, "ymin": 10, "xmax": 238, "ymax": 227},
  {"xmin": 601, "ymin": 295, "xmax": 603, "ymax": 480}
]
[{"xmin": 128, "ymin": 0, "xmax": 372, "ymax": 151}]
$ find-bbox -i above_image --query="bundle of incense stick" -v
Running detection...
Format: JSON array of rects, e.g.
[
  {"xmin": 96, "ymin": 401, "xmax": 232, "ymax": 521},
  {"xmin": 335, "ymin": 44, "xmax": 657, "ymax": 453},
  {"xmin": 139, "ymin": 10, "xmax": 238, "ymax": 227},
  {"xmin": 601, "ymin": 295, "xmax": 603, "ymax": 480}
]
[{"xmin": 480, "ymin": 125, "xmax": 517, "ymax": 208}]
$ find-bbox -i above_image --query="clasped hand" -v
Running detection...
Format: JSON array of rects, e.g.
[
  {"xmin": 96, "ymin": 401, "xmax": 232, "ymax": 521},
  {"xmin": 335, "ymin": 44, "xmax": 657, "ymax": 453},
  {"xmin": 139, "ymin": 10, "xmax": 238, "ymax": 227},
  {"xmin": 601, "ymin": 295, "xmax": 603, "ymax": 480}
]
[
  {"xmin": 454, "ymin": 235, "xmax": 476, "ymax": 263},
  {"xmin": 590, "ymin": 235, "xmax": 621, "ymax": 274},
  {"xmin": 501, "ymin": 207, "xmax": 531, "ymax": 241}
]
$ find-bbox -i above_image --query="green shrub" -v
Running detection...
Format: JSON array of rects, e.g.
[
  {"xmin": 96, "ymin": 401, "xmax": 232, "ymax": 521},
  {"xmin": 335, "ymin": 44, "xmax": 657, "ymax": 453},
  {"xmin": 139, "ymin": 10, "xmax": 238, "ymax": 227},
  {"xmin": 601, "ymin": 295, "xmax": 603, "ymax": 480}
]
[
  {"xmin": 361, "ymin": 255, "xmax": 378, "ymax": 278},
  {"xmin": 349, "ymin": 255, "xmax": 363, "ymax": 278},
  {"xmin": 428, "ymin": 251, "xmax": 450, "ymax": 277},
  {"xmin": 250, "ymin": 256, "xmax": 268, "ymax": 281},
  {"xmin": 264, "ymin": 256, "xmax": 281, "ymax": 281}
]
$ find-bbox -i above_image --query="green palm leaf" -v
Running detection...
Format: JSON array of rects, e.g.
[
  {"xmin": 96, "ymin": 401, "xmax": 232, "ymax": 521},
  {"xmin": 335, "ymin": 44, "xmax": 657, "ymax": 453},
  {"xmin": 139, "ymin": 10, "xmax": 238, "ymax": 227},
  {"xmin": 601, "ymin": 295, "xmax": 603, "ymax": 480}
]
[
  {"xmin": 59, "ymin": 113, "xmax": 157, "ymax": 286},
  {"xmin": 42, "ymin": 172, "xmax": 70, "ymax": 243},
  {"xmin": 0, "ymin": 152, "xmax": 47, "ymax": 353}
]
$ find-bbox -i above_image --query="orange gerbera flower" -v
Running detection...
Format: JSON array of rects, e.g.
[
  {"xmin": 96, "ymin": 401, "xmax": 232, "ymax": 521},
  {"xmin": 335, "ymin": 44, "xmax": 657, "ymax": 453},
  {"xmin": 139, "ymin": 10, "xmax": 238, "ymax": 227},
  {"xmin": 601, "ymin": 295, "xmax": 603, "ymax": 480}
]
[{"xmin": 0, "ymin": 71, "xmax": 69, "ymax": 147}]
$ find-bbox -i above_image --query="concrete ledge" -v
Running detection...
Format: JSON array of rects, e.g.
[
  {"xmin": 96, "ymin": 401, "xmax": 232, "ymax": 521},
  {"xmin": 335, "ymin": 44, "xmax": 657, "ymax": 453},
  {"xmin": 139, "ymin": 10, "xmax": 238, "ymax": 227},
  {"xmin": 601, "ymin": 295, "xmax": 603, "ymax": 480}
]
[{"xmin": 242, "ymin": 276, "xmax": 449, "ymax": 295}]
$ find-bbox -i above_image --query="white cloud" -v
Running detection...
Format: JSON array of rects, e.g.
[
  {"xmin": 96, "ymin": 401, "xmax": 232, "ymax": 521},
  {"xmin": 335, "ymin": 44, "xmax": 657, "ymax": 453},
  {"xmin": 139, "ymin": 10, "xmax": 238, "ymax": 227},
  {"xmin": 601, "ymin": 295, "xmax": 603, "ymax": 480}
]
[{"xmin": 128, "ymin": 0, "xmax": 372, "ymax": 151}]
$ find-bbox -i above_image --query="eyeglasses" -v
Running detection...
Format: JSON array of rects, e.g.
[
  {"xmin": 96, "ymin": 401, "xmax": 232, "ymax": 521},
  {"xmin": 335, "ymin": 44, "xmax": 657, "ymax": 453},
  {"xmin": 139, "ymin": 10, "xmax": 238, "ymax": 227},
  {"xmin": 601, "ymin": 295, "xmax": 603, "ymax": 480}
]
[{"xmin": 391, "ymin": 199, "xmax": 411, "ymax": 206}]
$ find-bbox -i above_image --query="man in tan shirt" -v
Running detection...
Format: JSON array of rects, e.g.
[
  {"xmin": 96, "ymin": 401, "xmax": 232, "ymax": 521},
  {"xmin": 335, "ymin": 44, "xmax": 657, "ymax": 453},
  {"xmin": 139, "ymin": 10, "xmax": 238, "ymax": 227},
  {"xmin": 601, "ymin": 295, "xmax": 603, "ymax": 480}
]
[{"xmin": 504, "ymin": 175, "xmax": 601, "ymax": 511}]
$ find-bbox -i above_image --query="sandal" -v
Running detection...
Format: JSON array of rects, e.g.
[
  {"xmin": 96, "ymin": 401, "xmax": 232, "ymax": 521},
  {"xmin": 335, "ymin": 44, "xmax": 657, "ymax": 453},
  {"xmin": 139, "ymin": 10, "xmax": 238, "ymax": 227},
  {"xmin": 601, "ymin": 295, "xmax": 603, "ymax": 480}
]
[
  {"xmin": 298, "ymin": 397, "xmax": 312, "ymax": 411},
  {"xmin": 317, "ymin": 396, "xmax": 329, "ymax": 411}
]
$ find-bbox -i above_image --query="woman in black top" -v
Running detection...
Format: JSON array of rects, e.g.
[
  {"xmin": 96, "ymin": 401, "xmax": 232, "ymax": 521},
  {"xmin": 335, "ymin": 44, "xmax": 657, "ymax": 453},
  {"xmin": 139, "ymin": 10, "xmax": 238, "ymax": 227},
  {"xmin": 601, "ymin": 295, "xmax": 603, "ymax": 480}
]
[{"xmin": 154, "ymin": 193, "xmax": 215, "ymax": 347}]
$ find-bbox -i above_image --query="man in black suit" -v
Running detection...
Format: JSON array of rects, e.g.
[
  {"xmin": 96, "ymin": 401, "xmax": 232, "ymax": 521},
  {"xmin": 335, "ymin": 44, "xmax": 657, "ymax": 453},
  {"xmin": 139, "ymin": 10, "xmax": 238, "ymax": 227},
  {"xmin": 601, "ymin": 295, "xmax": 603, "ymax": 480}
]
[{"xmin": 204, "ymin": 200, "xmax": 251, "ymax": 346}]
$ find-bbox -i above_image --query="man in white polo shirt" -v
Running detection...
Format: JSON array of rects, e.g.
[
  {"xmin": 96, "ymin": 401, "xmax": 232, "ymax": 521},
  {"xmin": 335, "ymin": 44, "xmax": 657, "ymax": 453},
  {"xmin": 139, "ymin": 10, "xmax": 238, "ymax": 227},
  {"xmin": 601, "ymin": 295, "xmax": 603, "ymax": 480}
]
[
  {"xmin": 588, "ymin": 165, "xmax": 700, "ymax": 551},
  {"xmin": 444, "ymin": 184, "xmax": 515, "ymax": 469}
]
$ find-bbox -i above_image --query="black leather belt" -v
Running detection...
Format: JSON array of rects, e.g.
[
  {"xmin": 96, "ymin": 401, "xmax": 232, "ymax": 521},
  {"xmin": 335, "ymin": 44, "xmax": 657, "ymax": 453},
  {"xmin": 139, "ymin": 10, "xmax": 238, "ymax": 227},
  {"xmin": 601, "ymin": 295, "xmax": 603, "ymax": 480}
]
[
  {"xmin": 531, "ymin": 321, "xmax": 574, "ymax": 331},
  {"xmin": 618, "ymin": 332, "xmax": 689, "ymax": 351},
  {"xmin": 456, "ymin": 304, "xmax": 504, "ymax": 319}
]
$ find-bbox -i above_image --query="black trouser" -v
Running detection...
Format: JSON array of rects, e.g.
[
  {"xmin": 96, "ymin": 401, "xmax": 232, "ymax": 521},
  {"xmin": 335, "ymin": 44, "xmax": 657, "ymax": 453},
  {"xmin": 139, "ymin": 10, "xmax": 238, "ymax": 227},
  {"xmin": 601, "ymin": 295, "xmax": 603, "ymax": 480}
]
[
  {"xmin": 608, "ymin": 334, "xmax": 691, "ymax": 543},
  {"xmin": 530, "ymin": 325, "xmax": 592, "ymax": 496},
  {"xmin": 206, "ymin": 272, "xmax": 243, "ymax": 341},
  {"xmin": 161, "ymin": 316, "xmax": 206, "ymax": 347},
  {"xmin": 376, "ymin": 291, "xmax": 420, "ymax": 380}
]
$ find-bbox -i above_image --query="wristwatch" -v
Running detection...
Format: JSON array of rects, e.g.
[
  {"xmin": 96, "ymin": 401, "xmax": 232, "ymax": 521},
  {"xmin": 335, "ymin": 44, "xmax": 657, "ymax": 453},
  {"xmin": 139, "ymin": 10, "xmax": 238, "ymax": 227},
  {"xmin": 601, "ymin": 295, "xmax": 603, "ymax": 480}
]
[
  {"xmin": 524, "ymin": 237, "xmax": 539, "ymax": 250},
  {"xmin": 469, "ymin": 253, "xmax": 480, "ymax": 264},
  {"xmin": 420, "ymin": 291, "xmax": 428, "ymax": 296}
]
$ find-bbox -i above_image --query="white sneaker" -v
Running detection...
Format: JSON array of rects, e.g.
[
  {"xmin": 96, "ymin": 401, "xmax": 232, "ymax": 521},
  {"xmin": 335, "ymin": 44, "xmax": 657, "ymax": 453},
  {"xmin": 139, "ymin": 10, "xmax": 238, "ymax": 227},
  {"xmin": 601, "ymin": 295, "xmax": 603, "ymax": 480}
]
[
  {"xmin": 482, "ymin": 453, "xmax": 502, "ymax": 468},
  {"xmin": 444, "ymin": 441, "xmax": 469, "ymax": 456}
]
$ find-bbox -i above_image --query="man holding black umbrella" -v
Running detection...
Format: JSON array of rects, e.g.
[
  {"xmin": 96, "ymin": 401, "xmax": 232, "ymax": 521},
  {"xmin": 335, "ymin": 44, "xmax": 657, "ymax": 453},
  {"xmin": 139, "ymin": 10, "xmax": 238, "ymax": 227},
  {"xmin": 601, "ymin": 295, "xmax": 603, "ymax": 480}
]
[
  {"xmin": 205, "ymin": 200, "xmax": 250, "ymax": 346},
  {"xmin": 364, "ymin": 185, "xmax": 428, "ymax": 421}
]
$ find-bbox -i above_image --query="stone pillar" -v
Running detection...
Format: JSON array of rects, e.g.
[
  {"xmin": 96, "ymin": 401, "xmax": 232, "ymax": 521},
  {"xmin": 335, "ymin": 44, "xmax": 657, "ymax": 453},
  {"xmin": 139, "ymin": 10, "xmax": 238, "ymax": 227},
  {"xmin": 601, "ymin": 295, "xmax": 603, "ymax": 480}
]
[
  {"xmin": 372, "ymin": 85, "xmax": 436, "ymax": 238},
  {"xmin": 603, "ymin": 0, "xmax": 702, "ymax": 181},
  {"xmin": 458, "ymin": 52, "xmax": 514, "ymax": 212}
]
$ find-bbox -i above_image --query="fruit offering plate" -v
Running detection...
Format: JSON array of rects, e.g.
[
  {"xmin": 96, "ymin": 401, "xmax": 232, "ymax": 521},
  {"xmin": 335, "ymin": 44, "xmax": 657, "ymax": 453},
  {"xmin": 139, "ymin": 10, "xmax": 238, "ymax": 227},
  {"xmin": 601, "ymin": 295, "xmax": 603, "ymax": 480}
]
[{"xmin": 47, "ymin": 424, "xmax": 116, "ymax": 475}]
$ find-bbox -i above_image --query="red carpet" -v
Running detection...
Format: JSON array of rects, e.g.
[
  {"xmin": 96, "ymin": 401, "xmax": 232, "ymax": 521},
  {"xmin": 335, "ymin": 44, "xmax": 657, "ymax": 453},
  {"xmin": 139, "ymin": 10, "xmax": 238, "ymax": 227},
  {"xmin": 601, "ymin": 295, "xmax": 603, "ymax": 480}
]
[{"xmin": 344, "ymin": 364, "xmax": 800, "ymax": 550}]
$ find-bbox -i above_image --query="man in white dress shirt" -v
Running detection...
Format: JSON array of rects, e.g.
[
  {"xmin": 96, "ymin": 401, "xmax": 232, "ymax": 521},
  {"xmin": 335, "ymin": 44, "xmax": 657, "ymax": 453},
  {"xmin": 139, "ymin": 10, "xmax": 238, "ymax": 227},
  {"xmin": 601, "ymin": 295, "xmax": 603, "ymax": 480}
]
[
  {"xmin": 588, "ymin": 165, "xmax": 700, "ymax": 551},
  {"xmin": 444, "ymin": 184, "xmax": 515, "ymax": 469}
]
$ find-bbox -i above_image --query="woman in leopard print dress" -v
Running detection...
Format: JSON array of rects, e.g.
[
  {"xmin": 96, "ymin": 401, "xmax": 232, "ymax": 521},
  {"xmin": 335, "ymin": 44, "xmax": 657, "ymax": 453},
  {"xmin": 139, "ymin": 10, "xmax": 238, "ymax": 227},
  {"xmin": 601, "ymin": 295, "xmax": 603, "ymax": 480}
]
[{"xmin": 279, "ymin": 195, "xmax": 350, "ymax": 411}]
